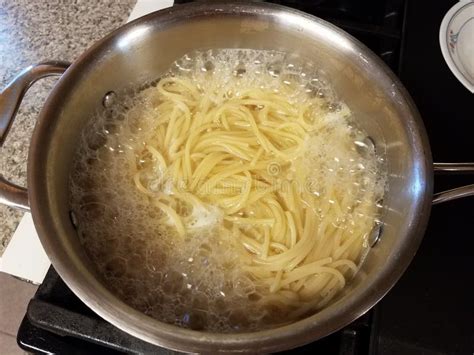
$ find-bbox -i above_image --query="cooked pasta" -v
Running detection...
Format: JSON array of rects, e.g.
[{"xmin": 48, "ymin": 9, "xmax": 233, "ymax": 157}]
[{"xmin": 70, "ymin": 49, "xmax": 385, "ymax": 332}]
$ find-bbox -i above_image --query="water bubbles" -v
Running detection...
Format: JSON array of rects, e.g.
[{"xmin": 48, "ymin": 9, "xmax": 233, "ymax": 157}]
[
  {"xmin": 354, "ymin": 136, "xmax": 375, "ymax": 158},
  {"xmin": 102, "ymin": 91, "xmax": 116, "ymax": 108},
  {"xmin": 280, "ymin": 72, "xmax": 300, "ymax": 88},
  {"xmin": 87, "ymin": 133, "xmax": 107, "ymax": 151},
  {"xmin": 104, "ymin": 257, "xmax": 126, "ymax": 278},
  {"xmin": 69, "ymin": 210, "xmax": 78, "ymax": 229},
  {"xmin": 175, "ymin": 56, "xmax": 194, "ymax": 72},
  {"xmin": 233, "ymin": 63, "xmax": 246, "ymax": 78},
  {"xmin": 162, "ymin": 270, "xmax": 185, "ymax": 294},
  {"xmin": 184, "ymin": 311, "xmax": 207, "ymax": 330},
  {"xmin": 376, "ymin": 199, "xmax": 384, "ymax": 209},
  {"xmin": 267, "ymin": 61, "xmax": 282, "ymax": 77},
  {"xmin": 229, "ymin": 309, "xmax": 249, "ymax": 330},
  {"xmin": 368, "ymin": 222, "xmax": 383, "ymax": 247},
  {"xmin": 327, "ymin": 102, "xmax": 341, "ymax": 112},
  {"xmin": 203, "ymin": 60, "xmax": 215, "ymax": 72}
]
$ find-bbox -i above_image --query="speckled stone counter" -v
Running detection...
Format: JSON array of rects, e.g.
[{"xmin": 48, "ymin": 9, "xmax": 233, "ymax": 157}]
[{"xmin": 0, "ymin": 0, "xmax": 136, "ymax": 254}]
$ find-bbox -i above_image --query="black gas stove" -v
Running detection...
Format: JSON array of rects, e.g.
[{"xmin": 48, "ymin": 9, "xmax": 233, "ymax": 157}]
[{"xmin": 17, "ymin": 0, "xmax": 474, "ymax": 354}]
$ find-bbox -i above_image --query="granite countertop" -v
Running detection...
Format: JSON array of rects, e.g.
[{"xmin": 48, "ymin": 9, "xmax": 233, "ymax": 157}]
[{"xmin": 0, "ymin": 0, "xmax": 136, "ymax": 255}]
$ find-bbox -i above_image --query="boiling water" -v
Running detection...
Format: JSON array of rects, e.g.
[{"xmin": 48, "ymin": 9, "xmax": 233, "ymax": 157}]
[{"xmin": 69, "ymin": 49, "xmax": 386, "ymax": 332}]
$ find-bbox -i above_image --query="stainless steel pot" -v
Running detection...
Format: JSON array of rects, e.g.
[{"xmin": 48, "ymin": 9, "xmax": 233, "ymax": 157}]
[{"xmin": 1, "ymin": 2, "xmax": 473, "ymax": 353}]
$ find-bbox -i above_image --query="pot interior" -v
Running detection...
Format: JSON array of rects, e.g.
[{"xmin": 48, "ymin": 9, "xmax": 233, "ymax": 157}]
[{"xmin": 29, "ymin": 2, "xmax": 432, "ymax": 353}]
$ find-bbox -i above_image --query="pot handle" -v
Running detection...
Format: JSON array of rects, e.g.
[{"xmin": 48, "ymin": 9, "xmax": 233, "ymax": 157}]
[
  {"xmin": 433, "ymin": 163, "xmax": 474, "ymax": 204},
  {"xmin": 0, "ymin": 61, "xmax": 70, "ymax": 211}
]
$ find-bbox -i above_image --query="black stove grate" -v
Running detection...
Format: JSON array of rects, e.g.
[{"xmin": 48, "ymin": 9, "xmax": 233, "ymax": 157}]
[
  {"xmin": 18, "ymin": 268, "xmax": 373, "ymax": 354},
  {"xmin": 174, "ymin": 0, "xmax": 406, "ymax": 71}
]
